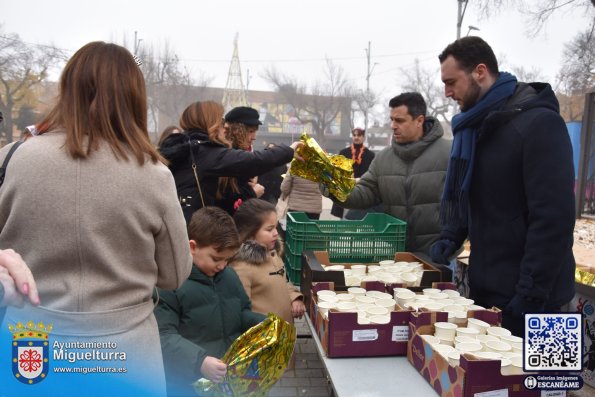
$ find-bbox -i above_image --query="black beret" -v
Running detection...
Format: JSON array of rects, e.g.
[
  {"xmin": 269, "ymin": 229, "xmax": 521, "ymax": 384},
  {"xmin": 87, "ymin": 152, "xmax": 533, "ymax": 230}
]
[{"xmin": 224, "ymin": 106, "xmax": 262, "ymax": 126}]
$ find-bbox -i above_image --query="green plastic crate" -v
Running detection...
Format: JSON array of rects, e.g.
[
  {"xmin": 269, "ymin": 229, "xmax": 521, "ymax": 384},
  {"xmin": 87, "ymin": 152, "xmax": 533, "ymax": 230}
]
[
  {"xmin": 282, "ymin": 254, "xmax": 302, "ymax": 285},
  {"xmin": 283, "ymin": 212, "xmax": 407, "ymax": 279}
]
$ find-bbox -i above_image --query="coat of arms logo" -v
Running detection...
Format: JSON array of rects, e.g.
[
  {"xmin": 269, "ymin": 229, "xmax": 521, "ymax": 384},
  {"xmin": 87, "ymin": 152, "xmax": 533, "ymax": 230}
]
[{"xmin": 9, "ymin": 320, "xmax": 52, "ymax": 385}]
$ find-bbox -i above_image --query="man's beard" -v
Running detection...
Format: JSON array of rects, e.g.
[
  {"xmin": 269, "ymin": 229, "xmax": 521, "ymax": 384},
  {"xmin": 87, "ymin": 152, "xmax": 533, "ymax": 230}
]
[{"xmin": 460, "ymin": 77, "xmax": 481, "ymax": 112}]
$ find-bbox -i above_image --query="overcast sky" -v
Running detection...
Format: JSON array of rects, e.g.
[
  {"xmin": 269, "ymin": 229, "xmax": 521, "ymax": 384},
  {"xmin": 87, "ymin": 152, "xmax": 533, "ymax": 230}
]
[{"xmin": 1, "ymin": 0, "xmax": 589, "ymax": 106}]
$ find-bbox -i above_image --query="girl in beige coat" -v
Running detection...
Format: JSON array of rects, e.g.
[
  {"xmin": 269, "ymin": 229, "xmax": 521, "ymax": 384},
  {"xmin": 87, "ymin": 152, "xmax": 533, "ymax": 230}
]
[
  {"xmin": 230, "ymin": 199, "xmax": 305, "ymax": 325},
  {"xmin": 0, "ymin": 42, "xmax": 191, "ymax": 396}
]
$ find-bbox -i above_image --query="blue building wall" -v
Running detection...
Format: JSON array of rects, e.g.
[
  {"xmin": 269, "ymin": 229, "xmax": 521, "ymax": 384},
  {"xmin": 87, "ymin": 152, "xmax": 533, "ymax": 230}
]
[{"xmin": 567, "ymin": 122, "xmax": 581, "ymax": 179}]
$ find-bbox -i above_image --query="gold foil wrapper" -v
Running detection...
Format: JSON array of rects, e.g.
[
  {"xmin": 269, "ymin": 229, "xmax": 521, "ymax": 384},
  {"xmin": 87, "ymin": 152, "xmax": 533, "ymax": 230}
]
[
  {"xmin": 194, "ymin": 314, "xmax": 296, "ymax": 396},
  {"xmin": 575, "ymin": 268, "xmax": 595, "ymax": 287},
  {"xmin": 289, "ymin": 133, "xmax": 355, "ymax": 202}
]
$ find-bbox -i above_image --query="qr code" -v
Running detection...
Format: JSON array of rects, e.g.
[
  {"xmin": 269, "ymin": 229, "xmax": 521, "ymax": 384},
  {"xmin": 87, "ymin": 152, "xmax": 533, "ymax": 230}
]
[{"xmin": 525, "ymin": 313, "xmax": 582, "ymax": 371}]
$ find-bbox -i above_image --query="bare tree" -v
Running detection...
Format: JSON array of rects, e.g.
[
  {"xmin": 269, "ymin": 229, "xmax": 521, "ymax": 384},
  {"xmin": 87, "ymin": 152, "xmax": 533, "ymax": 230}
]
[
  {"xmin": 0, "ymin": 28, "xmax": 65, "ymax": 143},
  {"xmin": 399, "ymin": 59, "xmax": 457, "ymax": 128},
  {"xmin": 556, "ymin": 26, "xmax": 595, "ymax": 120},
  {"xmin": 263, "ymin": 59, "xmax": 353, "ymax": 146},
  {"xmin": 135, "ymin": 40, "xmax": 213, "ymax": 140},
  {"xmin": 472, "ymin": 0, "xmax": 594, "ymax": 36}
]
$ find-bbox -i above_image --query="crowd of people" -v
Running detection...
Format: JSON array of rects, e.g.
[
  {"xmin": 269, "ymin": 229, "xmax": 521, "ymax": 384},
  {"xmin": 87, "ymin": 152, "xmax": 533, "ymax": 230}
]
[{"xmin": 0, "ymin": 34, "xmax": 577, "ymax": 396}]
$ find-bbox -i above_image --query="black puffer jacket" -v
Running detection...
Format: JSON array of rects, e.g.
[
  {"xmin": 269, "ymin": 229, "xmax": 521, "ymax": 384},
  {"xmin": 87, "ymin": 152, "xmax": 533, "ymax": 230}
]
[
  {"xmin": 160, "ymin": 129, "xmax": 293, "ymax": 222},
  {"xmin": 452, "ymin": 83, "xmax": 576, "ymax": 310}
]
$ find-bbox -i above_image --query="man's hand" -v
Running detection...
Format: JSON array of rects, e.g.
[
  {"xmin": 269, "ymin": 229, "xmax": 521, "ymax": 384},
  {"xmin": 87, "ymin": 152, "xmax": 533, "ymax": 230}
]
[{"xmin": 430, "ymin": 239, "xmax": 458, "ymax": 266}]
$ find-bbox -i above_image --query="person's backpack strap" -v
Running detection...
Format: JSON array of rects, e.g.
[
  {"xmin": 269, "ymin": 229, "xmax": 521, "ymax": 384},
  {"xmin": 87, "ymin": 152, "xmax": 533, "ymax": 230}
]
[{"xmin": 0, "ymin": 141, "xmax": 24, "ymax": 188}]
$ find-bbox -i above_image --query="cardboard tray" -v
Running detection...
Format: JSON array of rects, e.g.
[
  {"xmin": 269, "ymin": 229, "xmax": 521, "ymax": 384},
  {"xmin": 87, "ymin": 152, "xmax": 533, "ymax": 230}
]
[
  {"xmin": 310, "ymin": 281, "xmax": 412, "ymax": 358},
  {"xmin": 301, "ymin": 250, "xmax": 443, "ymax": 311},
  {"xmin": 406, "ymin": 311, "xmax": 570, "ymax": 397}
]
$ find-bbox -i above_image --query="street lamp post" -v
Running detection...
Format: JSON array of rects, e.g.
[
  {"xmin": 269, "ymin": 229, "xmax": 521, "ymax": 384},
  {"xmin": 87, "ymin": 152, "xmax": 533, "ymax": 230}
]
[{"xmin": 466, "ymin": 25, "xmax": 480, "ymax": 36}]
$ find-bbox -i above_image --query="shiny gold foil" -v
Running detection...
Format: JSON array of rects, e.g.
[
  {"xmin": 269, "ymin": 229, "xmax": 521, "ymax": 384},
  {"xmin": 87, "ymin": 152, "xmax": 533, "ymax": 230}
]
[
  {"xmin": 194, "ymin": 314, "xmax": 296, "ymax": 396},
  {"xmin": 289, "ymin": 133, "xmax": 356, "ymax": 202},
  {"xmin": 575, "ymin": 268, "xmax": 595, "ymax": 287}
]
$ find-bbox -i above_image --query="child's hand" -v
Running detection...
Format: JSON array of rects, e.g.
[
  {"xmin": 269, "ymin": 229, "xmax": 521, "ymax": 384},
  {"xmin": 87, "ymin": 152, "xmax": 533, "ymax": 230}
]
[
  {"xmin": 291, "ymin": 299, "xmax": 306, "ymax": 319},
  {"xmin": 201, "ymin": 356, "xmax": 227, "ymax": 383}
]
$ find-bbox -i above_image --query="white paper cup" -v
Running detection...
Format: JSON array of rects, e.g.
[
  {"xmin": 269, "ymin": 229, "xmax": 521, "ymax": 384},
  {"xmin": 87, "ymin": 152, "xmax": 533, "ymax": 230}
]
[
  {"xmin": 348, "ymin": 287, "xmax": 367, "ymax": 296},
  {"xmin": 317, "ymin": 301, "xmax": 336, "ymax": 317},
  {"xmin": 400, "ymin": 272, "xmax": 418, "ymax": 287},
  {"xmin": 443, "ymin": 304, "xmax": 465, "ymax": 313},
  {"xmin": 421, "ymin": 334, "xmax": 442, "ymax": 346},
  {"xmin": 485, "ymin": 340, "xmax": 512, "ymax": 353},
  {"xmin": 422, "ymin": 302, "xmax": 445, "ymax": 312},
  {"xmin": 367, "ymin": 290, "xmax": 391, "ymax": 299},
  {"xmin": 455, "ymin": 342, "xmax": 483, "ymax": 353},
  {"xmin": 475, "ymin": 334, "xmax": 499, "ymax": 345},
  {"xmin": 486, "ymin": 327, "xmax": 512, "ymax": 338},
  {"xmin": 454, "ymin": 298, "xmax": 475, "ymax": 306},
  {"xmin": 378, "ymin": 260, "xmax": 395, "ymax": 266},
  {"xmin": 355, "ymin": 295, "xmax": 375, "ymax": 305},
  {"xmin": 511, "ymin": 342, "xmax": 523, "ymax": 353},
  {"xmin": 326, "ymin": 265, "xmax": 345, "ymax": 271},
  {"xmin": 375, "ymin": 298, "xmax": 397, "ymax": 311},
  {"xmin": 467, "ymin": 318, "xmax": 491, "ymax": 334},
  {"xmin": 369, "ymin": 314, "xmax": 391, "ymax": 324},
  {"xmin": 434, "ymin": 344, "xmax": 456, "ymax": 358},
  {"xmin": 423, "ymin": 288, "xmax": 441, "ymax": 296},
  {"xmin": 437, "ymin": 337, "xmax": 455, "ymax": 346},
  {"xmin": 336, "ymin": 301, "xmax": 357, "ymax": 312},
  {"xmin": 471, "ymin": 351, "xmax": 502, "ymax": 360},
  {"xmin": 510, "ymin": 356, "xmax": 523, "ymax": 369},
  {"xmin": 457, "ymin": 327, "xmax": 479, "ymax": 338},
  {"xmin": 318, "ymin": 294, "xmax": 339, "ymax": 304},
  {"xmin": 345, "ymin": 275, "xmax": 362, "ymax": 286},
  {"xmin": 336, "ymin": 293, "xmax": 355, "ymax": 302},
  {"xmin": 448, "ymin": 350, "xmax": 461, "ymax": 366},
  {"xmin": 500, "ymin": 358, "xmax": 512, "ymax": 368},
  {"xmin": 367, "ymin": 265, "xmax": 382, "ymax": 273},
  {"xmin": 316, "ymin": 290, "xmax": 336, "ymax": 297},
  {"xmin": 467, "ymin": 304, "xmax": 486, "ymax": 312},
  {"xmin": 500, "ymin": 335, "xmax": 523, "ymax": 345},
  {"xmin": 350, "ymin": 264, "xmax": 367, "ymax": 275},
  {"xmin": 500, "ymin": 351, "xmax": 522, "ymax": 359},
  {"xmin": 361, "ymin": 275, "xmax": 379, "ymax": 282},
  {"xmin": 356, "ymin": 303, "xmax": 375, "ymax": 311},
  {"xmin": 442, "ymin": 289, "xmax": 461, "ymax": 298},
  {"xmin": 366, "ymin": 306, "xmax": 390, "ymax": 316},
  {"xmin": 455, "ymin": 335, "xmax": 478, "ymax": 345},
  {"xmin": 434, "ymin": 322, "xmax": 458, "ymax": 340},
  {"xmin": 357, "ymin": 316, "xmax": 371, "ymax": 325},
  {"xmin": 454, "ymin": 311, "xmax": 468, "ymax": 326}
]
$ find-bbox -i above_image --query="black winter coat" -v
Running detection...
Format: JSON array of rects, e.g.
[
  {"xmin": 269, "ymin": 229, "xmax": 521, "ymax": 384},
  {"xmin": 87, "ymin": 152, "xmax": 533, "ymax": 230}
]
[
  {"xmin": 448, "ymin": 82, "xmax": 576, "ymax": 310},
  {"xmin": 159, "ymin": 129, "xmax": 293, "ymax": 222}
]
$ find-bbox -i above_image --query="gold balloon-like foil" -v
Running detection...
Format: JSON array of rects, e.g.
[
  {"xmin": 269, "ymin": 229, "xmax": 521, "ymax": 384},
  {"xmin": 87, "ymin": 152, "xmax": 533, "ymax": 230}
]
[
  {"xmin": 575, "ymin": 268, "xmax": 595, "ymax": 287},
  {"xmin": 194, "ymin": 314, "xmax": 296, "ymax": 396},
  {"xmin": 289, "ymin": 133, "xmax": 356, "ymax": 202}
]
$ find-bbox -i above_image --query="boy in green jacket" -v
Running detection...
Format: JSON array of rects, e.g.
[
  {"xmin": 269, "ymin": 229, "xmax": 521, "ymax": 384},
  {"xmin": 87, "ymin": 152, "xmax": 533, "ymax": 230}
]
[{"xmin": 154, "ymin": 207, "xmax": 266, "ymax": 397}]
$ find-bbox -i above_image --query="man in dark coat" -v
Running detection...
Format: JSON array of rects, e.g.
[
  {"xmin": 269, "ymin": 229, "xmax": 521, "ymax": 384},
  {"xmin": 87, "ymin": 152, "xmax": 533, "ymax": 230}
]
[{"xmin": 431, "ymin": 36, "xmax": 576, "ymax": 337}]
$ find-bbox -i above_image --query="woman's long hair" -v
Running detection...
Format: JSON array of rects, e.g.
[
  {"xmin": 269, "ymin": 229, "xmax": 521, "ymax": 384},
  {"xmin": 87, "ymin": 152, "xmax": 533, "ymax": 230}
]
[{"xmin": 37, "ymin": 41, "xmax": 161, "ymax": 165}]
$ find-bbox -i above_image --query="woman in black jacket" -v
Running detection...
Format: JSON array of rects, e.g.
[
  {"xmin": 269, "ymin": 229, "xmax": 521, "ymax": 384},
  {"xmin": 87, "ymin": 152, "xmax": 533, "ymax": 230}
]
[{"xmin": 160, "ymin": 101, "xmax": 300, "ymax": 222}]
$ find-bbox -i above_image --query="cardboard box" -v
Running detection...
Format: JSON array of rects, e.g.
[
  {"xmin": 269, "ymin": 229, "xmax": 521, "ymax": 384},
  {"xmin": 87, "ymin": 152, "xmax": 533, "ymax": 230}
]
[
  {"xmin": 406, "ymin": 311, "xmax": 569, "ymax": 397},
  {"xmin": 310, "ymin": 281, "xmax": 412, "ymax": 358},
  {"xmin": 301, "ymin": 250, "xmax": 443, "ymax": 310}
]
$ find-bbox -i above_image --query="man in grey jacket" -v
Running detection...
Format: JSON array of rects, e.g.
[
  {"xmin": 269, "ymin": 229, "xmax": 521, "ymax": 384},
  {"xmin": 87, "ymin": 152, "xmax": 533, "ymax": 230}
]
[{"xmin": 328, "ymin": 92, "xmax": 451, "ymax": 256}]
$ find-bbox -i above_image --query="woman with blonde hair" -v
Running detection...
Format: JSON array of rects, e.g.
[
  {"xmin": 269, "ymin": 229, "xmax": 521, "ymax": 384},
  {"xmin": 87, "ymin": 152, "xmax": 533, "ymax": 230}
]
[
  {"xmin": 0, "ymin": 42, "xmax": 192, "ymax": 396},
  {"xmin": 160, "ymin": 101, "xmax": 301, "ymax": 221}
]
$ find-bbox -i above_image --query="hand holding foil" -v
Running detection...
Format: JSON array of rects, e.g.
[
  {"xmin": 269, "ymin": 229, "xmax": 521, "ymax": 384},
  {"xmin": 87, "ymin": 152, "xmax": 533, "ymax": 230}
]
[
  {"xmin": 289, "ymin": 133, "xmax": 355, "ymax": 202},
  {"xmin": 194, "ymin": 314, "xmax": 296, "ymax": 396}
]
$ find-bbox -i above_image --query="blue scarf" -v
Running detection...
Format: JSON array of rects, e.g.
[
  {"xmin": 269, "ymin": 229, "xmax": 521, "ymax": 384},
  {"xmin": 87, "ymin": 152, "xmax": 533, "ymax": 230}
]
[{"xmin": 440, "ymin": 72, "xmax": 518, "ymax": 232}]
